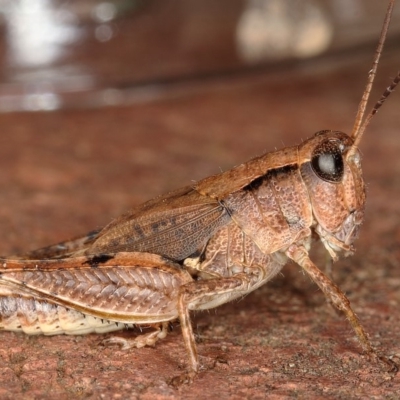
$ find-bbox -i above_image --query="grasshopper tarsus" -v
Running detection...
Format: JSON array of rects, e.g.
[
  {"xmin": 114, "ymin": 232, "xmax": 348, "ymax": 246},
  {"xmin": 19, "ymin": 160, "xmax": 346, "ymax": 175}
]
[
  {"xmin": 169, "ymin": 355, "xmax": 216, "ymax": 387},
  {"xmin": 370, "ymin": 353, "xmax": 399, "ymax": 374},
  {"xmin": 168, "ymin": 371, "xmax": 196, "ymax": 388}
]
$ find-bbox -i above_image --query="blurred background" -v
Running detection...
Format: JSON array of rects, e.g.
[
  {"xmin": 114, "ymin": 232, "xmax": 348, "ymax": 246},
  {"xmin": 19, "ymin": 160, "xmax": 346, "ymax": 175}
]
[{"xmin": 0, "ymin": 0, "xmax": 399, "ymax": 112}]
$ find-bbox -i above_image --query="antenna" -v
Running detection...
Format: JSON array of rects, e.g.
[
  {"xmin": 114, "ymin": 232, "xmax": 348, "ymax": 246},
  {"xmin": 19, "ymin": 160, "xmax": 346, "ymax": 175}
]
[
  {"xmin": 348, "ymin": 0, "xmax": 396, "ymax": 156},
  {"xmin": 354, "ymin": 71, "xmax": 400, "ymax": 149}
]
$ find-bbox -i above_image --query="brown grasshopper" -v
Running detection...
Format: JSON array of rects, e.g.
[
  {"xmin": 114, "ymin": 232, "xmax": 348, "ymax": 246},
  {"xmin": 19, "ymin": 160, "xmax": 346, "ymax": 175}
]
[{"xmin": 0, "ymin": 0, "xmax": 399, "ymax": 378}]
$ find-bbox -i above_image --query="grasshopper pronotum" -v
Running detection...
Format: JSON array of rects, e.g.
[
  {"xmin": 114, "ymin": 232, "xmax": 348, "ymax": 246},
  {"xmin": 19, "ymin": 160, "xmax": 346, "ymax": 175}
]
[{"xmin": 0, "ymin": 0, "xmax": 398, "ymax": 379}]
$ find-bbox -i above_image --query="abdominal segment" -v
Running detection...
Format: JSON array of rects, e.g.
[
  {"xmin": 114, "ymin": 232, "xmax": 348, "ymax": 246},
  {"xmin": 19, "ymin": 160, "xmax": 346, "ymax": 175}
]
[{"xmin": 0, "ymin": 294, "xmax": 131, "ymax": 335}]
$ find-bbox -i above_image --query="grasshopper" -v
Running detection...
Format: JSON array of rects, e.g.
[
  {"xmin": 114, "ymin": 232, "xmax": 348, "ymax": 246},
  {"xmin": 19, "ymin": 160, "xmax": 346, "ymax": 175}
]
[{"xmin": 0, "ymin": 0, "xmax": 399, "ymax": 378}]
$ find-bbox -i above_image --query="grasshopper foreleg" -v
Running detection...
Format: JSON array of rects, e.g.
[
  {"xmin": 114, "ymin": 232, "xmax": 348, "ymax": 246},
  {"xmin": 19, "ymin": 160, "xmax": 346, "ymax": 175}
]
[{"xmin": 286, "ymin": 244, "xmax": 398, "ymax": 372}]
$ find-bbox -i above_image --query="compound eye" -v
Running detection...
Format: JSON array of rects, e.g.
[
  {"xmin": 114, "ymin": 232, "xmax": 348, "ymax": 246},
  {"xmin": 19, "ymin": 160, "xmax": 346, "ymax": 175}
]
[{"xmin": 311, "ymin": 140, "xmax": 344, "ymax": 182}]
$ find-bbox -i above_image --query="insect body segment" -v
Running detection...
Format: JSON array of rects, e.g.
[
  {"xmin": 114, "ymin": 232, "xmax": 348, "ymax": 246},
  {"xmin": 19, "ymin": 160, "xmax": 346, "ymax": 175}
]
[
  {"xmin": 299, "ymin": 132, "xmax": 365, "ymax": 258},
  {"xmin": 0, "ymin": 293, "xmax": 132, "ymax": 336}
]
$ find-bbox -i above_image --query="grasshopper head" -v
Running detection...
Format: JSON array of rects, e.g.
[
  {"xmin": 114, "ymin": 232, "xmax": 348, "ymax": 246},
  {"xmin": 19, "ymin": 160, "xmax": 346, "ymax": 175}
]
[
  {"xmin": 295, "ymin": 1, "xmax": 397, "ymax": 260},
  {"xmin": 298, "ymin": 130, "xmax": 366, "ymax": 259}
]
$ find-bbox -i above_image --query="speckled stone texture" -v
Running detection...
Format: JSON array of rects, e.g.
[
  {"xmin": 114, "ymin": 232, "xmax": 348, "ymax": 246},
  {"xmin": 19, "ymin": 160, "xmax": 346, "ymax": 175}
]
[{"xmin": 0, "ymin": 48, "xmax": 399, "ymax": 398}]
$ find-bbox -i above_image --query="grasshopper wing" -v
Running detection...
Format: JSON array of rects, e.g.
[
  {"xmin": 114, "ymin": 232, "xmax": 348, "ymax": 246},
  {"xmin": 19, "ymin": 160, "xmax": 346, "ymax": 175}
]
[
  {"xmin": 86, "ymin": 185, "xmax": 230, "ymax": 261},
  {"xmin": 16, "ymin": 185, "xmax": 230, "ymax": 262},
  {"xmin": 16, "ymin": 230, "xmax": 101, "ymax": 260}
]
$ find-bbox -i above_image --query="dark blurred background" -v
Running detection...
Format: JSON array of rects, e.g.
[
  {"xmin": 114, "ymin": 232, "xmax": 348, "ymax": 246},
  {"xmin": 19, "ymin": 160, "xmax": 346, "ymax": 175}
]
[{"xmin": 0, "ymin": 0, "xmax": 399, "ymax": 111}]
